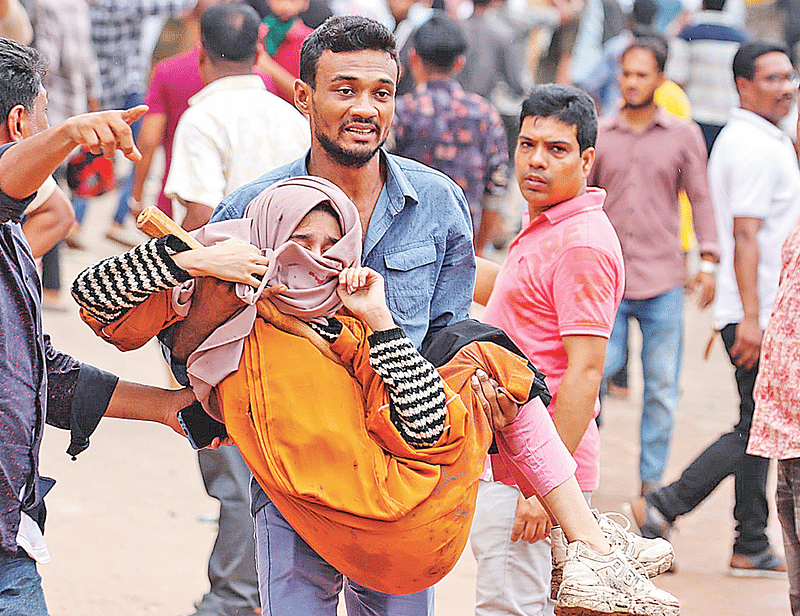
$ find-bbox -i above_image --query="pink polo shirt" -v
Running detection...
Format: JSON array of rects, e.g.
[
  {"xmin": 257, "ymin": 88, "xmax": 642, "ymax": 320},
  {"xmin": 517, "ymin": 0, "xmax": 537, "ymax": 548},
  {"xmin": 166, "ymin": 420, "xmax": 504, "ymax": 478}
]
[{"xmin": 483, "ymin": 188, "xmax": 624, "ymax": 491}]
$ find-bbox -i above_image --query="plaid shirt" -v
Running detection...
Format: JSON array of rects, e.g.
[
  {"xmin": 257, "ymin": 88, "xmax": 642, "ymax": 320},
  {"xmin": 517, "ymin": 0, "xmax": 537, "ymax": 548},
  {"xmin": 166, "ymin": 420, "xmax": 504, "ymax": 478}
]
[{"xmin": 89, "ymin": 0, "xmax": 193, "ymax": 110}]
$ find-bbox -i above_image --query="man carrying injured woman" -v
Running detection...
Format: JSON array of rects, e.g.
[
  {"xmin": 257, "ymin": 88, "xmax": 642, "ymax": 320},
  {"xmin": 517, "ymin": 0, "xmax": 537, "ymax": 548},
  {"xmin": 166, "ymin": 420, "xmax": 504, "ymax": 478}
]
[{"xmin": 70, "ymin": 174, "xmax": 678, "ymax": 616}]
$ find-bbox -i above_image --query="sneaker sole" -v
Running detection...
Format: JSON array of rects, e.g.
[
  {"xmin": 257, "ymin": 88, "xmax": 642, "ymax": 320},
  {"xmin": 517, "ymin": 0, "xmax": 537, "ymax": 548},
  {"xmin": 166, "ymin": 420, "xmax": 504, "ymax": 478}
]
[
  {"xmin": 729, "ymin": 566, "xmax": 787, "ymax": 580},
  {"xmin": 556, "ymin": 588, "xmax": 680, "ymax": 616}
]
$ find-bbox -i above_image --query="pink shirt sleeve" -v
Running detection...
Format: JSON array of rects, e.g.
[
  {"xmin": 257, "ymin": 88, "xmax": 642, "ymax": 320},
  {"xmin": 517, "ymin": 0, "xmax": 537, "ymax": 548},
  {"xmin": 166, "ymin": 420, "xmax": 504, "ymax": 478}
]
[
  {"xmin": 146, "ymin": 64, "xmax": 168, "ymax": 115},
  {"xmin": 551, "ymin": 246, "xmax": 621, "ymax": 339}
]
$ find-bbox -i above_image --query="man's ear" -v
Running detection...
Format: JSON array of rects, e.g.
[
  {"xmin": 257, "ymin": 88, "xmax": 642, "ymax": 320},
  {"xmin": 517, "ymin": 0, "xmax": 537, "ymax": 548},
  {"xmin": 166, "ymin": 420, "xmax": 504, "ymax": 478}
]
[
  {"xmin": 581, "ymin": 146, "xmax": 596, "ymax": 177},
  {"xmin": 6, "ymin": 104, "xmax": 26, "ymax": 142},
  {"xmin": 294, "ymin": 79, "xmax": 312, "ymax": 117}
]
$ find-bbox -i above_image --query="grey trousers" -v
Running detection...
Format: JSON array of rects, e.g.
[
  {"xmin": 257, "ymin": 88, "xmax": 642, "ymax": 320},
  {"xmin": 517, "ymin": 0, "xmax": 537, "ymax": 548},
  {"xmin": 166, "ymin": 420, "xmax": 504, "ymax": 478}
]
[{"xmin": 195, "ymin": 446, "xmax": 259, "ymax": 616}]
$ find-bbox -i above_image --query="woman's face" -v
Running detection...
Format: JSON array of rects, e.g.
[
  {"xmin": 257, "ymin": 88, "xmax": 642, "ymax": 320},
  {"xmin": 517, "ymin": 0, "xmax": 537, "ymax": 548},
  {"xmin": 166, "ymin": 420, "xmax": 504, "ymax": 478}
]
[{"xmin": 289, "ymin": 208, "xmax": 342, "ymax": 257}]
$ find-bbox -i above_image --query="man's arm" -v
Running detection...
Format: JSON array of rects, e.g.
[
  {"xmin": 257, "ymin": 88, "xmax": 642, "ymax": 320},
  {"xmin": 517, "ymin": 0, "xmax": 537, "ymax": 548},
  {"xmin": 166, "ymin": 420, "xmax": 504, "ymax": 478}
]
[
  {"xmin": 680, "ymin": 122, "xmax": 719, "ymax": 308},
  {"xmin": 731, "ymin": 216, "xmax": 763, "ymax": 370},
  {"xmin": 473, "ymin": 255, "xmax": 501, "ymax": 306},
  {"xmin": 0, "ymin": 107, "xmax": 147, "ymax": 200},
  {"xmin": 21, "ymin": 185, "xmax": 74, "ymax": 258},
  {"xmin": 552, "ymin": 334, "xmax": 607, "ymax": 453},
  {"xmin": 103, "ymin": 381, "xmax": 195, "ymax": 435},
  {"xmin": 132, "ymin": 112, "xmax": 167, "ymax": 205}
]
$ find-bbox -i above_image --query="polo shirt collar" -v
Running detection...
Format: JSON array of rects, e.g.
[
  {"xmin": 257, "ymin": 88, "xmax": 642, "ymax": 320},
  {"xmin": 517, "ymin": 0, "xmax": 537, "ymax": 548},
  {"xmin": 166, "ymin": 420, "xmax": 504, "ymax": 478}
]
[
  {"xmin": 188, "ymin": 74, "xmax": 267, "ymax": 106},
  {"xmin": 539, "ymin": 187, "xmax": 606, "ymax": 225},
  {"xmin": 729, "ymin": 107, "xmax": 790, "ymax": 142}
]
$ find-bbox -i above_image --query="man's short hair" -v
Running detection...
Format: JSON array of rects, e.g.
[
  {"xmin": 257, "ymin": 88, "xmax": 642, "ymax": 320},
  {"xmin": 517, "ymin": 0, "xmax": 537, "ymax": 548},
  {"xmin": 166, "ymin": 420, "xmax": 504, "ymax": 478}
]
[
  {"xmin": 622, "ymin": 36, "xmax": 668, "ymax": 72},
  {"xmin": 299, "ymin": 15, "xmax": 398, "ymax": 88},
  {"xmin": 520, "ymin": 84, "xmax": 597, "ymax": 152},
  {"xmin": 200, "ymin": 3, "xmax": 261, "ymax": 64},
  {"xmin": 413, "ymin": 11, "xmax": 466, "ymax": 72},
  {"xmin": 733, "ymin": 41, "xmax": 790, "ymax": 81},
  {"xmin": 631, "ymin": 0, "xmax": 658, "ymax": 27},
  {"xmin": 703, "ymin": 0, "xmax": 727, "ymax": 11},
  {"xmin": 0, "ymin": 38, "xmax": 45, "ymax": 127}
]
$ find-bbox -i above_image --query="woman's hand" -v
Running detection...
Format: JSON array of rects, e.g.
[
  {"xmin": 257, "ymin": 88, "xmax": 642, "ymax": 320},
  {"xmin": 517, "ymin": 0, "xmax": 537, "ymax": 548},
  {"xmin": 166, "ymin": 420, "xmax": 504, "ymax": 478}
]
[
  {"xmin": 337, "ymin": 267, "xmax": 395, "ymax": 331},
  {"xmin": 172, "ymin": 239, "xmax": 272, "ymax": 288}
]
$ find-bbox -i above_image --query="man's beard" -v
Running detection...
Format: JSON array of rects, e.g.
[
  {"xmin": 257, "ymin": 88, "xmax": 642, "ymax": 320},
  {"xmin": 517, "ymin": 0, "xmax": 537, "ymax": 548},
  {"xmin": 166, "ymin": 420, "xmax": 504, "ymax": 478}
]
[
  {"xmin": 316, "ymin": 129, "xmax": 385, "ymax": 169},
  {"xmin": 623, "ymin": 93, "xmax": 656, "ymax": 110}
]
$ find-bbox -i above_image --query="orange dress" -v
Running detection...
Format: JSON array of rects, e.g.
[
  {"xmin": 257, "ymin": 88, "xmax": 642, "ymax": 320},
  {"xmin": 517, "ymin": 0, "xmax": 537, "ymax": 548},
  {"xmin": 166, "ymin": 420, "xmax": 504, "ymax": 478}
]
[{"xmin": 80, "ymin": 298, "xmax": 537, "ymax": 594}]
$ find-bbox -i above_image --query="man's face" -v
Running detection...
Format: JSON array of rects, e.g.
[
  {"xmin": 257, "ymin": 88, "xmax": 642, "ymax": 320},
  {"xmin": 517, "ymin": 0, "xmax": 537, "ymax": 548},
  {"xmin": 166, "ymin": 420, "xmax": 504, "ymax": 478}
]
[
  {"xmin": 515, "ymin": 115, "xmax": 594, "ymax": 211},
  {"xmin": 738, "ymin": 51, "xmax": 797, "ymax": 125},
  {"xmin": 299, "ymin": 49, "xmax": 397, "ymax": 169},
  {"xmin": 266, "ymin": 0, "xmax": 309, "ymax": 21},
  {"xmin": 619, "ymin": 47, "xmax": 663, "ymax": 109}
]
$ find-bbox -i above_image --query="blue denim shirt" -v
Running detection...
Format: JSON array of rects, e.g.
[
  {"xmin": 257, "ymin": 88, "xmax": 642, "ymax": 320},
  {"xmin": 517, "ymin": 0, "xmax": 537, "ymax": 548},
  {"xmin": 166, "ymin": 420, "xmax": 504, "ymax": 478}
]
[{"xmin": 211, "ymin": 150, "xmax": 476, "ymax": 349}]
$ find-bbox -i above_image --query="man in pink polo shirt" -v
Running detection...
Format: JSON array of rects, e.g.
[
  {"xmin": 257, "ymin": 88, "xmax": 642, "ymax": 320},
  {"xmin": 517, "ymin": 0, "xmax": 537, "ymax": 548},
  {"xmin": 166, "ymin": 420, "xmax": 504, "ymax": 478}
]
[{"xmin": 471, "ymin": 83, "xmax": 625, "ymax": 615}]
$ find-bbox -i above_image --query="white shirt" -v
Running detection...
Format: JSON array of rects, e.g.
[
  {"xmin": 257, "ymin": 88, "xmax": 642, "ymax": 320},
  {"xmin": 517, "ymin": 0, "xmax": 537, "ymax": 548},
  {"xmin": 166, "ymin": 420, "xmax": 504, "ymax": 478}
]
[
  {"xmin": 165, "ymin": 74, "xmax": 310, "ymax": 210},
  {"xmin": 710, "ymin": 107, "xmax": 800, "ymax": 330}
]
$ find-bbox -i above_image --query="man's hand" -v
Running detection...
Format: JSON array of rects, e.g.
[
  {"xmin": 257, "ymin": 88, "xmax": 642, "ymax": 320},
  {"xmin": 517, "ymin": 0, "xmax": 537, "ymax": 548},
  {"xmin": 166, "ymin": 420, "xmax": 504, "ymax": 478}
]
[
  {"xmin": 687, "ymin": 270, "xmax": 715, "ymax": 309},
  {"xmin": 511, "ymin": 495, "xmax": 552, "ymax": 543},
  {"xmin": 63, "ymin": 105, "xmax": 148, "ymax": 160},
  {"xmin": 470, "ymin": 369, "xmax": 519, "ymax": 430},
  {"xmin": 172, "ymin": 240, "xmax": 273, "ymax": 289},
  {"xmin": 730, "ymin": 317, "xmax": 762, "ymax": 370}
]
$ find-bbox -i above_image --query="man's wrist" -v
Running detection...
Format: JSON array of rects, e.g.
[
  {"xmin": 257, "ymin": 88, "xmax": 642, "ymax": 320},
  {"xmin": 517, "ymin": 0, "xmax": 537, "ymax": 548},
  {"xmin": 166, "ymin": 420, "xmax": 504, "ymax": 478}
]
[{"xmin": 698, "ymin": 259, "xmax": 718, "ymax": 275}]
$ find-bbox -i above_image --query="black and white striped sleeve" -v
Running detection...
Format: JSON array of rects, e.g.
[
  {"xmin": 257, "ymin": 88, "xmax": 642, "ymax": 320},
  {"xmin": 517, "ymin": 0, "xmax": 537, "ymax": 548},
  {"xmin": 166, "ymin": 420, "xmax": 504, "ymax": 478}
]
[
  {"xmin": 308, "ymin": 317, "xmax": 343, "ymax": 342},
  {"xmin": 368, "ymin": 327, "xmax": 447, "ymax": 448},
  {"xmin": 70, "ymin": 235, "xmax": 193, "ymax": 325}
]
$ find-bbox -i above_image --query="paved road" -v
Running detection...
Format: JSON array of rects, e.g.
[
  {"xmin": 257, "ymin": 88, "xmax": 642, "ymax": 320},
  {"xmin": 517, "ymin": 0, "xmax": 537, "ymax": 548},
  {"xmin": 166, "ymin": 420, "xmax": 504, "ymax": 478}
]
[{"xmin": 38, "ymin": 193, "xmax": 791, "ymax": 615}]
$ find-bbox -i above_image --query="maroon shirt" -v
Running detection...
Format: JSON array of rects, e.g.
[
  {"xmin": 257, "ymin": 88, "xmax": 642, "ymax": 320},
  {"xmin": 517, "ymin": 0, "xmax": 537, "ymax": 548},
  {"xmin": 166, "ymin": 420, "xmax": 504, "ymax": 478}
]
[{"xmin": 589, "ymin": 108, "xmax": 719, "ymax": 299}]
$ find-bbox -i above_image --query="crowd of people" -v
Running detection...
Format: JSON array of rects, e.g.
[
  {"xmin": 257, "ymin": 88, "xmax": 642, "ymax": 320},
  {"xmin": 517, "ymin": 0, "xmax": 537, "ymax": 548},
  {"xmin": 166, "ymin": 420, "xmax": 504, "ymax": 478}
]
[{"xmin": 1, "ymin": 0, "xmax": 800, "ymax": 615}]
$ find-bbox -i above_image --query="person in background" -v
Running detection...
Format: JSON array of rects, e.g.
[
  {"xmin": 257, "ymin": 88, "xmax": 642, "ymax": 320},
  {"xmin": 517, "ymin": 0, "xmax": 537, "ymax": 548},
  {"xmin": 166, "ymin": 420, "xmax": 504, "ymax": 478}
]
[
  {"xmin": 131, "ymin": 0, "xmax": 276, "ymax": 220},
  {"xmin": 255, "ymin": 0, "xmax": 312, "ymax": 102},
  {"xmin": 628, "ymin": 40, "xmax": 799, "ymax": 580},
  {"xmin": 666, "ymin": 0, "xmax": 750, "ymax": 153},
  {"xmin": 391, "ymin": 12, "xmax": 508, "ymax": 257},
  {"xmin": 590, "ymin": 37, "xmax": 719, "ymax": 499},
  {"xmin": 89, "ymin": 0, "xmax": 194, "ymax": 247}
]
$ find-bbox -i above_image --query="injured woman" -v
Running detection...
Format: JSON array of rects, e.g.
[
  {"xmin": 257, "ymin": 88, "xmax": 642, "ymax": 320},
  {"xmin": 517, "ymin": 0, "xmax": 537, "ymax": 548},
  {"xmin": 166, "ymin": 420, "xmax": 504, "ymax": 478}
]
[{"xmin": 70, "ymin": 176, "xmax": 678, "ymax": 616}]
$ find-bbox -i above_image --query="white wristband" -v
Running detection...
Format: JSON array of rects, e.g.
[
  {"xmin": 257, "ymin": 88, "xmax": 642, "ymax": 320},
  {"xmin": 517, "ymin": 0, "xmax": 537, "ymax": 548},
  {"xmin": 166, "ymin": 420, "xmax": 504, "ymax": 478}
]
[{"xmin": 699, "ymin": 259, "xmax": 718, "ymax": 275}]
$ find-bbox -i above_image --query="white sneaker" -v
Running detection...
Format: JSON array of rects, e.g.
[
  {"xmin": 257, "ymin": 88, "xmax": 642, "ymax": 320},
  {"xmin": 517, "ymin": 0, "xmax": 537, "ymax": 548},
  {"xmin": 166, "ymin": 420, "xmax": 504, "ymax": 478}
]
[
  {"xmin": 596, "ymin": 510, "xmax": 674, "ymax": 577},
  {"xmin": 550, "ymin": 511, "xmax": 674, "ymax": 600},
  {"xmin": 555, "ymin": 541, "xmax": 680, "ymax": 616}
]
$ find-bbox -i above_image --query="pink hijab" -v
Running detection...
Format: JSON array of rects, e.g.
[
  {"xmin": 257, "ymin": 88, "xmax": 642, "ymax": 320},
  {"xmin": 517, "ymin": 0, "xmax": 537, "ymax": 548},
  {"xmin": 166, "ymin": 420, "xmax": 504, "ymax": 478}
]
[{"xmin": 174, "ymin": 176, "xmax": 362, "ymax": 414}]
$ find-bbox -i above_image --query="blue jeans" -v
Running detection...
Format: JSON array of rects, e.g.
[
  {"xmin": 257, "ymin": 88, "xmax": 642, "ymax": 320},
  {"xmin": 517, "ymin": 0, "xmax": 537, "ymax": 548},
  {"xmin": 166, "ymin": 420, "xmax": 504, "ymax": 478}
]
[
  {"xmin": 253, "ymin": 495, "xmax": 434, "ymax": 616},
  {"xmin": 0, "ymin": 549, "xmax": 48, "ymax": 615},
  {"xmin": 603, "ymin": 286, "xmax": 684, "ymax": 485},
  {"xmin": 113, "ymin": 91, "xmax": 146, "ymax": 225}
]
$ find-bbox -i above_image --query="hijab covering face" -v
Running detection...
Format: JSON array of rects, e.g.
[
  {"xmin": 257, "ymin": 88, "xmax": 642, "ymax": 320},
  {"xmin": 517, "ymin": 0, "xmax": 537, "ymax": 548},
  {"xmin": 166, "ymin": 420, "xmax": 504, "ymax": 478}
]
[{"xmin": 176, "ymin": 176, "xmax": 362, "ymax": 412}]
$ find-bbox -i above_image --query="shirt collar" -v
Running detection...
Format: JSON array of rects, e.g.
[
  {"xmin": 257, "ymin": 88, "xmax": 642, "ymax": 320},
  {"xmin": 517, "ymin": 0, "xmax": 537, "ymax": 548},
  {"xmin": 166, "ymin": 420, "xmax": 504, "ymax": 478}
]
[
  {"xmin": 536, "ymin": 187, "xmax": 606, "ymax": 226},
  {"xmin": 607, "ymin": 106, "xmax": 670, "ymax": 132},
  {"xmin": 416, "ymin": 79, "xmax": 462, "ymax": 96},
  {"xmin": 188, "ymin": 74, "xmax": 267, "ymax": 106},
  {"xmin": 288, "ymin": 149, "xmax": 417, "ymax": 216},
  {"xmin": 691, "ymin": 10, "xmax": 736, "ymax": 27},
  {"xmin": 728, "ymin": 107, "xmax": 791, "ymax": 142}
]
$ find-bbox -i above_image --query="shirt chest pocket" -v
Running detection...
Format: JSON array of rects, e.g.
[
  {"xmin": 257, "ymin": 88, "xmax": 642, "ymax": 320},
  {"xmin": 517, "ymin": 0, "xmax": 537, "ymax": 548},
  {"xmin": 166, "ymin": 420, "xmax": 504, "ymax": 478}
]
[{"xmin": 382, "ymin": 242, "xmax": 438, "ymax": 319}]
